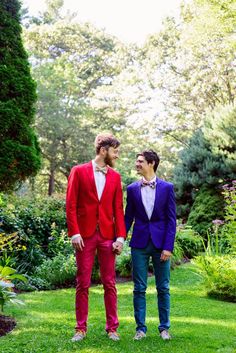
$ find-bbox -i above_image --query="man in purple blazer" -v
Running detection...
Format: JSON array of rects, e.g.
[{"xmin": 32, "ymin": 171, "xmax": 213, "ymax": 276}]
[{"xmin": 125, "ymin": 150, "xmax": 176, "ymax": 341}]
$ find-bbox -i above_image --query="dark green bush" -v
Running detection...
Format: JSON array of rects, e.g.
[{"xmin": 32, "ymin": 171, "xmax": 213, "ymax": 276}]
[
  {"xmin": 176, "ymin": 225, "xmax": 203, "ymax": 258},
  {"xmin": 187, "ymin": 186, "xmax": 225, "ymax": 237},
  {"xmin": 0, "ymin": 0, "xmax": 41, "ymax": 192}
]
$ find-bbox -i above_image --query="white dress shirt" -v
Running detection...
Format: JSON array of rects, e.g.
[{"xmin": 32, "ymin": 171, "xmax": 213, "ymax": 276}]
[
  {"xmin": 92, "ymin": 160, "xmax": 106, "ymax": 200},
  {"xmin": 141, "ymin": 176, "xmax": 157, "ymax": 219}
]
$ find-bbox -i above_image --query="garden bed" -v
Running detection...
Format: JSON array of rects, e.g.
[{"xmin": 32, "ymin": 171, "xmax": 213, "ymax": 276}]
[{"xmin": 0, "ymin": 315, "xmax": 16, "ymax": 337}]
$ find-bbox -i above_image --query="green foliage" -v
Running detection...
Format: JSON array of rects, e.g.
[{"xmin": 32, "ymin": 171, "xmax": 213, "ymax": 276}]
[
  {"xmin": 0, "ymin": 195, "xmax": 68, "ymax": 273},
  {"xmin": 187, "ymin": 186, "xmax": 225, "ymax": 236},
  {"xmin": 194, "ymin": 255, "xmax": 236, "ymax": 302},
  {"xmin": 171, "ymin": 242, "xmax": 184, "ymax": 269},
  {"xmin": 15, "ymin": 274, "xmax": 51, "ymax": 292},
  {"xmin": 222, "ymin": 181, "xmax": 236, "ymax": 254},
  {"xmin": 23, "ymin": 6, "xmax": 129, "ymax": 195},
  {"xmin": 0, "ymin": 0, "xmax": 41, "ymax": 192},
  {"xmin": 32, "ymin": 253, "xmax": 76, "ymax": 289},
  {"xmin": 203, "ymin": 104, "xmax": 236, "ymax": 171},
  {"xmin": 176, "ymin": 225, "xmax": 203, "ymax": 258},
  {"xmin": 115, "ymin": 241, "xmax": 132, "ymax": 277},
  {"xmin": 174, "ymin": 127, "xmax": 234, "ymax": 219},
  {"xmin": 194, "ymin": 180, "xmax": 236, "ymax": 302},
  {"xmin": 0, "ymin": 265, "xmax": 26, "ymax": 312}
]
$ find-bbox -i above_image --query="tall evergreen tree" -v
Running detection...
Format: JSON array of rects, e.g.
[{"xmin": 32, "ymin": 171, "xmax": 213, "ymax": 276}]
[{"xmin": 0, "ymin": 0, "xmax": 41, "ymax": 191}]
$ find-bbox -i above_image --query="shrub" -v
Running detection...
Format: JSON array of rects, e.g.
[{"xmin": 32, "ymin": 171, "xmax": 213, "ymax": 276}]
[
  {"xmin": 33, "ymin": 253, "xmax": 76, "ymax": 289},
  {"xmin": 116, "ymin": 241, "xmax": 132, "ymax": 277},
  {"xmin": 222, "ymin": 181, "xmax": 236, "ymax": 254},
  {"xmin": 187, "ymin": 186, "xmax": 225, "ymax": 237},
  {"xmin": 0, "ymin": 195, "xmax": 68, "ymax": 273},
  {"xmin": 176, "ymin": 225, "xmax": 203, "ymax": 259},
  {"xmin": 194, "ymin": 255, "xmax": 236, "ymax": 302},
  {"xmin": 171, "ymin": 242, "xmax": 184, "ymax": 268},
  {"xmin": 15, "ymin": 275, "xmax": 51, "ymax": 292}
]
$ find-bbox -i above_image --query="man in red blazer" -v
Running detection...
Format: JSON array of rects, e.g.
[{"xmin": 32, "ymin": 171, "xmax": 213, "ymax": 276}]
[{"xmin": 66, "ymin": 133, "xmax": 126, "ymax": 342}]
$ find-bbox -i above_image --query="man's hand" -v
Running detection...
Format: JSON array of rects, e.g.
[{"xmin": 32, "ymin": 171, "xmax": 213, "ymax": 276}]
[
  {"xmin": 112, "ymin": 240, "xmax": 123, "ymax": 255},
  {"xmin": 71, "ymin": 235, "xmax": 84, "ymax": 251},
  {"xmin": 161, "ymin": 250, "xmax": 172, "ymax": 261}
]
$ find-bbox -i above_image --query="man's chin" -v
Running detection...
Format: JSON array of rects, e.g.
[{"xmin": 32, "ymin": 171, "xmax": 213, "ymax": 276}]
[{"xmin": 106, "ymin": 160, "xmax": 115, "ymax": 168}]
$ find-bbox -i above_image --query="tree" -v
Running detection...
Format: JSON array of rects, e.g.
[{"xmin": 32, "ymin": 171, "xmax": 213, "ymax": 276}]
[
  {"xmin": 140, "ymin": 0, "xmax": 235, "ymax": 147},
  {"xmin": 23, "ymin": 1, "xmax": 129, "ymax": 195},
  {"xmin": 0, "ymin": 0, "xmax": 41, "ymax": 192},
  {"xmin": 173, "ymin": 105, "xmax": 236, "ymax": 219},
  {"xmin": 203, "ymin": 104, "xmax": 236, "ymax": 174}
]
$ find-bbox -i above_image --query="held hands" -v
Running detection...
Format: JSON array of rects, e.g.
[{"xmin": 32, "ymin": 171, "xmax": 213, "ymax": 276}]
[
  {"xmin": 112, "ymin": 240, "xmax": 123, "ymax": 255},
  {"xmin": 161, "ymin": 250, "xmax": 172, "ymax": 262},
  {"xmin": 71, "ymin": 235, "xmax": 84, "ymax": 251}
]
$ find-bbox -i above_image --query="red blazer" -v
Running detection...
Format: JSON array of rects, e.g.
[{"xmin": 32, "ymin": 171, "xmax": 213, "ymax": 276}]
[{"xmin": 66, "ymin": 161, "xmax": 126, "ymax": 240}]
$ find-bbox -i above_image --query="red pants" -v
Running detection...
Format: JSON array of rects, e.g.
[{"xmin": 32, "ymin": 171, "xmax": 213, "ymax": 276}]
[{"xmin": 75, "ymin": 230, "xmax": 118, "ymax": 333}]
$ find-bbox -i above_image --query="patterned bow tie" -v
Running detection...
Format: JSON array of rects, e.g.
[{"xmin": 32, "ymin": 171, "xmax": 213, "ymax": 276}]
[
  {"xmin": 141, "ymin": 180, "xmax": 156, "ymax": 189},
  {"xmin": 95, "ymin": 165, "xmax": 107, "ymax": 175}
]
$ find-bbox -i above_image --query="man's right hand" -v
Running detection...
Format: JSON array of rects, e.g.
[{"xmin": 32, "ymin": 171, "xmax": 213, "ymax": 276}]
[{"xmin": 71, "ymin": 235, "xmax": 84, "ymax": 251}]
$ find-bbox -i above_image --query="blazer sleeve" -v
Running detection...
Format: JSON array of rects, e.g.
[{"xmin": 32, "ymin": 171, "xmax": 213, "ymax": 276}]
[
  {"xmin": 163, "ymin": 184, "xmax": 176, "ymax": 252},
  {"xmin": 125, "ymin": 186, "xmax": 135, "ymax": 234},
  {"xmin": 113, "ymin": 174, "xmax": 126, "ymax": 238},
  {"xmin": 66, "ymin": 166, "xmax": 80, "ymax": 237}
]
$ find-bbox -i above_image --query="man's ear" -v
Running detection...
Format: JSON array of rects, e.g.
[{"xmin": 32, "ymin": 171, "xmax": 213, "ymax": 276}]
[{"xmin": 100, "ymin": 146, "xmax": 107, "ymax": 156}]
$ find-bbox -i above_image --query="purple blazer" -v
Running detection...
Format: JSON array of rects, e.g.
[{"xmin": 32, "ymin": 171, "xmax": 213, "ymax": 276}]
[{"xmin": 125, "ymin": 178, "xmax": 176, "ymax": 251}]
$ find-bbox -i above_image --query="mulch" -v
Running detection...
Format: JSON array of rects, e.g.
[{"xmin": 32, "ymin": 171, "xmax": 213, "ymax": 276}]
[{"xmin": 0, "ymin": 315, "xmax": 16, "ymax": 337}]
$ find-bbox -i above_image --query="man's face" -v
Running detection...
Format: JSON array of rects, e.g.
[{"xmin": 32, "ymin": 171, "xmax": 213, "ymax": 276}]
[
  {"xmin": 104, "ymin": 146, "xmax": 119, "ymax": 167},
  {"xmin": 135, "ymin": 155, "xmax": 153, "ymax": 175}
]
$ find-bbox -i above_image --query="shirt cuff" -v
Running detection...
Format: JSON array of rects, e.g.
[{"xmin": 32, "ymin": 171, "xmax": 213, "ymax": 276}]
[
  {"xmin": 71, "ymin": 234, "xmax": 81, "ymax": 241},
  {"xmin": 116, "ymin": 237, "xmax": 124, "ymax": 244}
]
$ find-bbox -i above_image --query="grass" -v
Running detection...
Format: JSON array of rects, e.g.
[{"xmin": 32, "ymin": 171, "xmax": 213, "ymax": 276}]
[{"xmin": 0, "ymin": 263, "xmax": 236, "ymax": 353}]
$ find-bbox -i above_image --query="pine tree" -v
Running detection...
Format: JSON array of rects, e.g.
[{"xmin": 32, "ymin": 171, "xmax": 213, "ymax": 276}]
[{"xmin": 0, "ymin": 0, "xmax": 41, "ymax": 191}]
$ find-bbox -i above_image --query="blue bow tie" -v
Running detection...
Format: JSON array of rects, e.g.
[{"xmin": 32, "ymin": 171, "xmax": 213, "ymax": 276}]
[{"xmin": 141, "ymin": 180, "xmax": 156, "ymax": 189}]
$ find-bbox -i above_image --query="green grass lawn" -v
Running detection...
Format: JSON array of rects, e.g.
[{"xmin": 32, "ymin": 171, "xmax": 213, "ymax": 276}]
[{"xmin": 1, "ymin": 263, "xmax": 236, "ymax": 353}]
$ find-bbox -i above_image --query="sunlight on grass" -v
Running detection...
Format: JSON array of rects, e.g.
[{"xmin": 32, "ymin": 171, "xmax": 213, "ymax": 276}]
[{"xmin": 172, "ymin": 316, "xmax": 236, "ymax": 328}]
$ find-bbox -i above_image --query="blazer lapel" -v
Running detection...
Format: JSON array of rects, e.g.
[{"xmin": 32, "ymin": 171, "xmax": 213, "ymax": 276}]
[
  {"xmin": 150, "ymin": 178, "xmax": 161, "ymax": 219},
  {"xmin": 136, "ymin": 181, "xmax": 149, "ymax": 219},
  {"xmin": 86, "ymin": 161, "xmax": 99, "ymax": 200}
]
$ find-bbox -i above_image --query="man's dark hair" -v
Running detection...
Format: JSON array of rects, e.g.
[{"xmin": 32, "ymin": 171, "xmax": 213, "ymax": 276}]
[
  {"xmin": 137, "ymin": 150, "xmax": 160, "ymax": 172},
  {"xmin": 95, "ymin": 133, "xmax": 120, "ymax": 154}
]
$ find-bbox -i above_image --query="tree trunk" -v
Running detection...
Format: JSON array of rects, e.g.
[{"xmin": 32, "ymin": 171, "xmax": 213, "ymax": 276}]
[{"xmin": 48, "ymin": 169, "xmax": 55, "ymax": 196}]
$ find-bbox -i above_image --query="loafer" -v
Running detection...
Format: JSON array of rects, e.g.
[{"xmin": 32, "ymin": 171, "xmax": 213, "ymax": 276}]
[
  {"xmin": 71, "ymin": 330, "xmax": 86, "ymax": 342},
  {"xmin": 133, "ymin": 330, "xmax": 146, "ymax": 340},
  {"xmin": 108, "ymin": 331, "xmax": 120, "ymax": 341},
  {"xmin": 160, "ymin": 329, "xmax": 171, "ymax": 340}
]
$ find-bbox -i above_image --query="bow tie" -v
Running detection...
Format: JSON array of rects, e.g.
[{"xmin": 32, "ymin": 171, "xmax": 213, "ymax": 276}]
[
  {"xmin": 141, "ymin": 180, "xmax": 156, "ymax": 189},
  {"xmin": 95, "ymin": 165, "xmax": 107, "ymax": 175}
]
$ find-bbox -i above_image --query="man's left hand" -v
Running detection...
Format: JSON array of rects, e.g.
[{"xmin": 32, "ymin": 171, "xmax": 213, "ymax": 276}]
[
  {"xmin": 161, "ymin": 250, "xmax": 172, "ymax": 261},
  {"xmin": 112, "ymin": 241, "xmax": 123, "ymax": 255}
]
